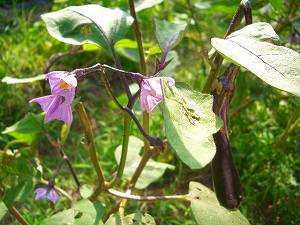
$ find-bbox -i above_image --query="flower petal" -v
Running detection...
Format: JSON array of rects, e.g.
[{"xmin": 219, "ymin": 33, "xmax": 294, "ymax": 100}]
[{"xmin": 30, "ymin": 95, "xmax": 55, "ymax": 112}]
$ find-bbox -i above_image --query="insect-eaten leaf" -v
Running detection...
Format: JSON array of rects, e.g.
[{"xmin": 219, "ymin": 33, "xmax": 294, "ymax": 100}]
[
  {"xmin": 105, "ymin": 212, "xmax": 156, "ymax": 225},
  {"xmin": 161, "ymin": 81, "xmax": 222, "ymax": 169},
  {"xmin": 188, "ymin": 182, "xmax": 250, "ymax": 225},
  {"xmin": 41, "ymin": 4, "xmax": 133, "ymax": 54},
  {"xmin": 114, "ymin": 136, "xmax": 174, "ymax": 189},
  {"xmin": 211, "ymin": 22, "xmax": 300, "ymax": 97}
]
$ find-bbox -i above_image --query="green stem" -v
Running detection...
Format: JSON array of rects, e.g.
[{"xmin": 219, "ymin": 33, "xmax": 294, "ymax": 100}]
[
  {"xmin": 75, "ymin": 102, "xmax": 105, "ymax": 197},
  {"xmin": 129, "ymin": 147, "xmax": 155, "ymax": 188},
  {"xmin": 106, "ymin": 113, "xmax": 132, "ymax": 188},
  {"xmin": 273, "ymin": 116, "xmax": 300, "ymax": 148}
]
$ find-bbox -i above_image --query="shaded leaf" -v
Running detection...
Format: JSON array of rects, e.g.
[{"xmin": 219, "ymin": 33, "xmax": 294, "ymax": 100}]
[
  {"xmin": 44, "ymin": 209, "xmax": 75, "ymax": 225},
  {"xmin": 161, "ymin": 81, "xmax": 222, "ymax": 169},
  {"xmin": 211, "ymin": 22, "xmax": 300, "ymax": 96},
  {"xmin": 159, "ymin": 51, "xmax": 180, "ymax": 76},
  {"xmin": 188, "ymin": 182, "xmax": 250, "ymax": 225},
  {"xmin": 41, "ymin": 4, "xmax": 133, "ymax": 53},
  {"xmin": 154, "ymin": 19, "xmax": 187, "ymax": 52},
  {"xmin": 2, "ymin": 113, "xmax": 44, "ymax": 143},
  {"xmin": 75, "ymin": 199, "xmax": 105, "ymax": 225},
  {"xmin": 0, "ymin": 202, "xmax": 7, "ymax": 221},
  {"xmin": 105, "ymin": 212, "xmax": 156, "ymax": 225},
  {"xmin": 1, "ymin": 74, "xmax": 45, "ymax": 84},
  {"xmin": 115, "ymin": 136, "xmax": 174, "ymax": 189}
]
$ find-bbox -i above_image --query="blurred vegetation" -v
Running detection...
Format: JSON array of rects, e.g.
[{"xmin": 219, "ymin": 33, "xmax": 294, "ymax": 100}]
[{"xmin": 0, "ymin": 0, "xmax": 299, "ymax": 224}]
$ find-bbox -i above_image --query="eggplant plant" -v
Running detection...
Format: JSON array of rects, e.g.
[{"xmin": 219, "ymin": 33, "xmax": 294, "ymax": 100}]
[{"xmin": 1, "ymin": 0, "xmax": 299, "ymax": 224}]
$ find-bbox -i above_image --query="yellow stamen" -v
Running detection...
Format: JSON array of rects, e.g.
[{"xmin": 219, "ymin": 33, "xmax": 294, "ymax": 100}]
[{"xmin": 60, "ymin": 80, "xmax": 69, "ymax": 90}]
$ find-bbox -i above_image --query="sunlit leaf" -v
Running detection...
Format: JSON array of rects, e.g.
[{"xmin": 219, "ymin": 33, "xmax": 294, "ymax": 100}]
[
  {"xmin": 44, "ymin": 209, "xmax": 75, "ymax": 225},
  {"xmin": 135, "ymin": 0, "xmax": 163, "ymax": 12},
  {"xmin": 154, "ymin": 19, "xmax": 187, "ymax": 52},
  {"xmin": 2, "ymin": 113, "xmax": 44, "ymax": 143},
  {"xmin": 161, "ymin": 81, "xmax": 222, "ymax": 169},
  {"xmin": 41, "ymin": 4, "xmax": 133, "ymax": 53},
  {"xmin": 75, "ymin": 199, "xmax": 105, "ymax": 225},
  {"xmin": 211, "ymin": 22, "xmax": 300, "ymax": 96},
  {"xmin": 115, "ymin": 136, "xmax": 174, "ymax": 189},
  {"xmin": 105, "ymin": 212, "xmax": 156, "ymax": 225},
  {"xmin": 188, "ymin": 182, "xmax": 250, "ymax": 225},
  {"xmin": 1, "ymin": 74, "xmax": 45, "ymax": 84}
]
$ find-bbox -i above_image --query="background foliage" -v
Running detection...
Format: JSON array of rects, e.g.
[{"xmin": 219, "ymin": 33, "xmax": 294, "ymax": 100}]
[{"xmin": 0, "ymin": 0, "xmax": 299, "ymax": 224}]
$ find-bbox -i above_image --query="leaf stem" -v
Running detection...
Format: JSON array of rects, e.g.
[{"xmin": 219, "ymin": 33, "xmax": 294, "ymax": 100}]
[
  {"xmin": 75, "ymin": 102, "xmax": 105, "ymax": 196},
  {"xmin": 108, "ymin": 189, "xmax": 187, "ymax": 201},
  {"xmin": 8, "ymin": 207, "xmax": 29, "ymax": 225}
]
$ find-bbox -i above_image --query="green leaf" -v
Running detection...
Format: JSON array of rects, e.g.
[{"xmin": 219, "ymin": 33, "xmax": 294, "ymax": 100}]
[
  {"xmin": 211, "ymin": 22, "xmax": 300, "ymax": 97},
  {"xmin": 154, "ymin": 19, "xmax": 187, "ymax": 52},
  {"xmin": 188, "ymin": 182, "xmax": 250, "ymax": 225},
  {"xmin": 44, "ymin": 209, "xmax": 75, "ymax": 225},
  {"xmin": 1, "ymin": 74, "xmax": 45, "ymax": 84},
  {"xmin": 135, "ymin": 0, "xmax": 163, "ymax": 12},
  {"xmin": 79, "ymin": 184, "xmax": 94, "ymax": 199},
  {"xmin": 3, "ymin": 179, "xmax": 34, "ymax": 208},
  {"xmin": 0, "ymin": 202, "xmax": 8, "ymax": 221},
  {"xmin": 2, "ymin": 113, "xmax": 44, "ymax": 143},
  {"xmin": 161, "ymin": 81, "xmax": 222, "ymax": 169},
  {"xmin": 41, "ymin": 4, "xmax": 133, "ymax": 53},
  {"xmin": 75, "ymin": 199, "xmax": 105, "ymax": 225},
  {"xmin": 105, "ymin": 212, "xmax": 156, "ymax": 225},
  {"xmin": 114, "ymin": 136, "xmax": 175, "ymax": 189}
]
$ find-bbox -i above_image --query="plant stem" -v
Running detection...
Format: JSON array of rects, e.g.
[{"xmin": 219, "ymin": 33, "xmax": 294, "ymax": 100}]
[
  {"xmin": 202, "ymin": 0, "xmax": 252, "ymax": 93},
  {"xmin": 127, "ymin": 0, "xmax": 150, "ymax": 151},
  {"xmin": 75, "ymin": 102, "xmax": 105, "ymax": 196},
  {"xmin": 105, "ymin": 113, "xmax": 132, "ymax": 188},
  {"xmin": 108, "ymin": 189, "xmax": 187, "ymax": 201},
  {"xmin": 129, "ymin": 147, "xmax": 155, "ymax": 188},
  {"xmin": 8, "ymin": 207, "xmax": 29, "ymax": 225},
  {"xmin": 273, "ymin": 116, "xmax": 300, "ymax": 147}
]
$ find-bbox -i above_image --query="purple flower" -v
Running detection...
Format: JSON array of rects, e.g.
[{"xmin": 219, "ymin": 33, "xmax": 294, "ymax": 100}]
[
  {"xmin": 140, "ymin": 77, "xmax": 175, "ymax": 113},
  {"xmin": 35, "ymin": 187, "xmax": 59, "ymax": 204},
  {"xmin": 30, "ymin": 71, "xmax": 77, "ymax": 127}
]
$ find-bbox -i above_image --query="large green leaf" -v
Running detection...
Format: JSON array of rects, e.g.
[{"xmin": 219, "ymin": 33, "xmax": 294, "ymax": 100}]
[
  {"xmin": 161, "ymin": 81, "xmax": 222, "ymax": 169},
  {"xmin": 188, "ymin": 182, "xmax": 250, "ymax": 225},
  {"xmin": 1, "ymin": 74, "xmax": 45, "ymax": 84},
  {"xmin": 41, "ymin": 4, "xmax": 133, "ymax": 53},
  {"xmin": 0, "ymin": 202, "xmax": 7, "ymax": 221},
  {"xmin": 154, "ymin": 19, "xmax": 187, "ymax": 52},
  {"xmin": 211, "ymin": 22, "xmax": 300, "ymax": 96},
  {"xmin": 115, "ymin": 136, "xmax": 174, "ymax": 189},
  {"xmin": 44, "ymin": 209, "xmax": 75, "ymax": 225},
  {"xmin": 75, "ymin": 199, "xmax": 105, "ymax": 225},
  {"xmin": 2, "ymin": 113, "xmax": 44, "ymax": 143},
  {"xmin": 105, "ymin": 212, "xmax": 156, "ymax": 225}
]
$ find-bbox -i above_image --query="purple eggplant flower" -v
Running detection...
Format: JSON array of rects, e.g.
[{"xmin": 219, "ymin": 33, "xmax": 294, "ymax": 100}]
[
  {"xmin": 140, "ymin": 77, "xmax": 175, "ymax": 113},
  {"xmin": 35, "ymin": 187, "xmax": 59, "ymax": 204},
  {"xmin": 30, "ymin": 71, "xmax": 77, "ymax": 127}
]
